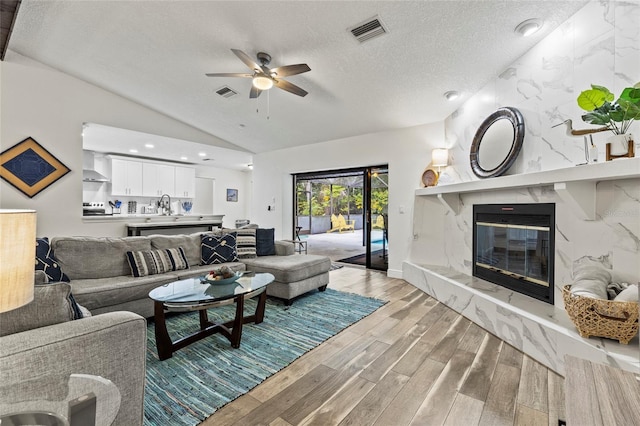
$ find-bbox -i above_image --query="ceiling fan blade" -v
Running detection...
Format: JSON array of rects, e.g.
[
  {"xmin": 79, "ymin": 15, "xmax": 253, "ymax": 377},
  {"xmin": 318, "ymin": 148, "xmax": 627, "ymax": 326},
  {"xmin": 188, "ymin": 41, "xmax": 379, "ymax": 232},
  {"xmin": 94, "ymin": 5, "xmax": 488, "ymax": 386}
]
[
  {"xmin": 205, "ymin": 73, "xmax": 252, "ymax": 78},
  {"xmin": 231, "ymin": 49, "xmax": 262, "ymax": 71},
  {"xmin": 250, "ymin": 86, "xmax": 262, "ymax": 99},
  {"xmin": 273, "ymin": 79, "xmax": 308, "ymax": 97},
  {"xmin": 270, "ymin": 64, "xmax": 311, "ymax": 77}
]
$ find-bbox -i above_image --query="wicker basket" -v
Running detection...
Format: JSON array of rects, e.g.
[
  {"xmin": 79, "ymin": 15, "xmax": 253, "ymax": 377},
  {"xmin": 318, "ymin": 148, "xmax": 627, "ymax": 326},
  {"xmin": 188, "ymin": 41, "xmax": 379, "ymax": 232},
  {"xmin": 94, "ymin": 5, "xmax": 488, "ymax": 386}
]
[{"xmin": 563, "ymin": 285, "xmax": 639, "ymax": 344}]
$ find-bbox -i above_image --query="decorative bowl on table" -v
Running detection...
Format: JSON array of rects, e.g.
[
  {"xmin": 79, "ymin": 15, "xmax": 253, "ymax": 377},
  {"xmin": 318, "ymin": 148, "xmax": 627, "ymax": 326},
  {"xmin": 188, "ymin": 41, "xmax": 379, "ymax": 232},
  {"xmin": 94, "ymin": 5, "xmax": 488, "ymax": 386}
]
[{"xmin": 200, "ymin": 270, "xmax": 243, "ymax": 285}]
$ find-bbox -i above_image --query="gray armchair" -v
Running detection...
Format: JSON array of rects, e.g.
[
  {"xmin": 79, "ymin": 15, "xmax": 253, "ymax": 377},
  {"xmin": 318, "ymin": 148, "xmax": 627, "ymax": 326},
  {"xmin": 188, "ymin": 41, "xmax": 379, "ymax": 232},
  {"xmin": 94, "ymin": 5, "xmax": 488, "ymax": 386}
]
[{"xmin": 0, "ymin": 283, "xmax": 147, "ymax": 425}]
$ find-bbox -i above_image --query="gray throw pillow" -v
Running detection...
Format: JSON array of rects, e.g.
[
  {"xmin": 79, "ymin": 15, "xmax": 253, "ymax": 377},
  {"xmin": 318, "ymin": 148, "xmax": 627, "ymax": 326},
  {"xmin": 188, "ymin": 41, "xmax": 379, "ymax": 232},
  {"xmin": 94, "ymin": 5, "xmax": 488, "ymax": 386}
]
[{"xmin": 0, "ymin": 283, "xmax": 75, "ymax": 337}]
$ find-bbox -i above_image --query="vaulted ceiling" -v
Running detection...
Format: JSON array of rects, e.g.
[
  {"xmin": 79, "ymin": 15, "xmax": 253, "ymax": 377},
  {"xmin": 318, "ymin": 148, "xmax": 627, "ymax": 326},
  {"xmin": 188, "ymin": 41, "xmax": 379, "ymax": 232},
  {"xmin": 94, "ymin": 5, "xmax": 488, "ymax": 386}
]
[{"xmin": 8, "ymin": 1, "xmax": 587, "ymax": 154}]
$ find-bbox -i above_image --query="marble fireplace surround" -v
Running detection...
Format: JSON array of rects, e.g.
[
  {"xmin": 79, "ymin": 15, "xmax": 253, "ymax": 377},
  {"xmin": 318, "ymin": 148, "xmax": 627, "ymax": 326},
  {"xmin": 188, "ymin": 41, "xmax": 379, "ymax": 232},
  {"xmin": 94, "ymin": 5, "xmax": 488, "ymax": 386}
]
[{"xmin": 405, "ymin": 158, "xmax": 640, "ymax": 377}]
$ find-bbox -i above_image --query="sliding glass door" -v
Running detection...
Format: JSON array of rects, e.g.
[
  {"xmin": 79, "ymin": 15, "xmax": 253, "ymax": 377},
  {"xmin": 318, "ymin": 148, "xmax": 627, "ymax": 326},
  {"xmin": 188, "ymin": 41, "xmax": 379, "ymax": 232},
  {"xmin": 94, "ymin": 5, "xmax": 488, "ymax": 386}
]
[
  {"xmin": 292, "ymin": 164, "xmax": 388, "ymax": 271},
  {"xmin": 364, "ymin": 166, "xmax": 388, "ymax": 270}
]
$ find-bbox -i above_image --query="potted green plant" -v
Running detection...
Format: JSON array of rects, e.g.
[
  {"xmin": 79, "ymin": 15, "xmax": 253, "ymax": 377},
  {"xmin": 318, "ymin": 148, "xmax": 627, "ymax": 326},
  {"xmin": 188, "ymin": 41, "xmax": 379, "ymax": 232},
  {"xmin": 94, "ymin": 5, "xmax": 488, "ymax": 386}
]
[{"xmin": 577, "ymin": 82, "xmax": 640, "ymax": 156}]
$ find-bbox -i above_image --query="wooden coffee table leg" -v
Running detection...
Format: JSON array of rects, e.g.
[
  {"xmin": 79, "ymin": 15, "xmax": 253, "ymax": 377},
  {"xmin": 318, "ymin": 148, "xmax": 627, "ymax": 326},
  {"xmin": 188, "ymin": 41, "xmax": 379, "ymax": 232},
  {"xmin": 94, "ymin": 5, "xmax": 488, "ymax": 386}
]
[
  {"xmin": 231, "ymin": 295, "xmax": 244, "ymax": 348},
  {"xmin": 199, "ymin": 309, "xmax": 210, "ymax": 330},
  {"xmin": 255, "ymin": 290, "xmax": 267, "ymax": 324},
  {"xmin": 154, "ymin": 301, "xmax": 173, "ymax": 360}
]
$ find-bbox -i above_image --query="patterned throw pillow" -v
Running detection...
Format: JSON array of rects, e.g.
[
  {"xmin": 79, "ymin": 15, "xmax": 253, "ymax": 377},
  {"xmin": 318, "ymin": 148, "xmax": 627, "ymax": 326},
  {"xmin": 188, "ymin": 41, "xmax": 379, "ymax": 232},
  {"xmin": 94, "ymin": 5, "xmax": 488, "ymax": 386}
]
[
  {"xmin": 126, "ymin": 247, "xmax": 189, "ymax": 277},
  {"xmin": 256, "ymin": 228, "xmax": 276, "ymax": 256},
  {"xmin": 166, "ymin": 247, "xmax": 189, "ymax": 271},
  {"xmin": 34, "ymin": 238, "xmax": 83, "ymax": 319},
  {"xmin": 35, "ymin": 237, "xmax": 70, "ymax": 282},
  {"xmin": 224, "ymin": 227, "xmax": 256, "ymax": 259},
  {"xmin": 201, "ymin": 233, "xmax": 238, "ymax": 264}
]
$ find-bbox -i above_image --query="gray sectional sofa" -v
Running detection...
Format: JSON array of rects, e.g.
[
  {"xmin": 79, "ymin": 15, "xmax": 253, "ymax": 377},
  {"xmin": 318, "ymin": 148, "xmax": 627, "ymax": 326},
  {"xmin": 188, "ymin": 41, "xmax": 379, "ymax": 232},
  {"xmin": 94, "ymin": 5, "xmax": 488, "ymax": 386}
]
[
  {"xmin": 50, "ymin": 232, "xmax": 331, "ymax": 318},
  {"xmin": 0, "ymin": 231, "xmax": 331, "ymax": 425}
]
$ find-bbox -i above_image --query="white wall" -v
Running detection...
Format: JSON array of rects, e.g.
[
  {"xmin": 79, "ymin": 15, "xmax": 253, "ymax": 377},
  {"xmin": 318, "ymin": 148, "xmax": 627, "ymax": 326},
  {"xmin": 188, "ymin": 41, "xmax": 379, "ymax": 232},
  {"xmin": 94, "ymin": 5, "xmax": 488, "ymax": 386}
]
[
  {"xmin": 194, "ymin": 165, "xmax": 252, "ymax": 229},
  {"xmin": 0, "ymin": 52, "xmax": 248, "ymax": 237},
  {"xmin": 251, "ymin": 122, "xmax": 445, "ymax": 277}
]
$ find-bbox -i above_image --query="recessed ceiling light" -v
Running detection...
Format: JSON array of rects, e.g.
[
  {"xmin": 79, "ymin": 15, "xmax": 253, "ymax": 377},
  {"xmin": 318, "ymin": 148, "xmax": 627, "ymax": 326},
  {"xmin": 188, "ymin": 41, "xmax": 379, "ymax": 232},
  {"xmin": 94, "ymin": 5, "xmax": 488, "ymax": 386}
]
[
  {"xmin": 144, "ymin": 143, "xmax": 154, "ymax": 148},
  {"xmin": 239, "ymin": 124, "xmax": 246, "ymax": 128},
  {"xmin": 180, "ymin": 156, "xmax": 188, "ymax": 160},
  {"xmin": 515, "ymin": 18, "xmax": 542, "ymax": 37},
  {"xmin": 129, "ymin": 149, "xmax": 138, "ymax": 153},
  {"xmin": 198, "ymin": 152, "xmax": 206, "ymax": 157},
  {"xmin": 444, "ymin": 91, "xmax": 460, "ymax": 101}
]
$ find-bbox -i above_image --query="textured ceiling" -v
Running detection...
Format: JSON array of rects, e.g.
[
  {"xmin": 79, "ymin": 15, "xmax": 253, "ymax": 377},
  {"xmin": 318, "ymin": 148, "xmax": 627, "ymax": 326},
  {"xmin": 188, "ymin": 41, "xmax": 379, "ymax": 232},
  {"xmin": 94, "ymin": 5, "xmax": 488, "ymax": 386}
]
[{"xmin": 9, "ymin": 1, "xmax": 588, "ymax": 154}]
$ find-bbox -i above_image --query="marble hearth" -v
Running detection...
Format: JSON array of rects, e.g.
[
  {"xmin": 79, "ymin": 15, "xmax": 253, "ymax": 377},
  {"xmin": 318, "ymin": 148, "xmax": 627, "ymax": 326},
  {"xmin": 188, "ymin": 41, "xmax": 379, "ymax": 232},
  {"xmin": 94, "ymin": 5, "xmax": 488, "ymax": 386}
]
[
  {"xmin": 406, "ymin": 158, "xmax": 640, "ymax": 376},
  {"xmin": 403, "ymin": 262, "xmax": 639, "ymax": 376}
]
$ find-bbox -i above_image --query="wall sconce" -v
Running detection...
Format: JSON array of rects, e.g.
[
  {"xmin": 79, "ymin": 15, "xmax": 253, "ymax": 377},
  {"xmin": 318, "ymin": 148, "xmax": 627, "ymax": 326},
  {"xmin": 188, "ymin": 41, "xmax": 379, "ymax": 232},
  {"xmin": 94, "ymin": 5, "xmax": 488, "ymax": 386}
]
[
  {"xmin": 432, "ymin": 148, "xmax": 449, "ymax": 171},
  {"xmin": 422, "ymin": 148, "xmax": 449, "ymax": 187},
  {"xmin": 0, "ymin": 209, "xmax": 37, "ymax": 313}
]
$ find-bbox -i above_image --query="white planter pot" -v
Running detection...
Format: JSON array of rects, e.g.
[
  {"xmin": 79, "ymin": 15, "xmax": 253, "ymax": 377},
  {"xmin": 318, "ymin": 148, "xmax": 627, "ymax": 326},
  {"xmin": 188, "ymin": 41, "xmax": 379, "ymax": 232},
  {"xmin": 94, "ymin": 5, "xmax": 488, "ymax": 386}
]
[{"xmin": 607, "ymin": 133, "xmax": 633, "ymax": 156}]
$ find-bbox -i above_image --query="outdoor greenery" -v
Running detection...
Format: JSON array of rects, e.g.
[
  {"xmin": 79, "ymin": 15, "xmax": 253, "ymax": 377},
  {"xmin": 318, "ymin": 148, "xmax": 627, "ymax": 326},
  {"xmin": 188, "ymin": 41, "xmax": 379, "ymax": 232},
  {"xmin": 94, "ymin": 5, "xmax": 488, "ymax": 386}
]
[{"xmin": 296, "ymin": 175, "xmax": 388, "ymax": 218}]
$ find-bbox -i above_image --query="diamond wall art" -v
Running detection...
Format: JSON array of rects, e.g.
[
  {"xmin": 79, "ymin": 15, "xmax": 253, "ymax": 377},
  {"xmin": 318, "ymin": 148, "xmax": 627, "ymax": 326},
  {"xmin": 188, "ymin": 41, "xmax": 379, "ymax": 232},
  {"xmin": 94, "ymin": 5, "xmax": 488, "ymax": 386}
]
[{"xmin": 0, "ymin": 137, "xmax": 71, "ymax": 198}]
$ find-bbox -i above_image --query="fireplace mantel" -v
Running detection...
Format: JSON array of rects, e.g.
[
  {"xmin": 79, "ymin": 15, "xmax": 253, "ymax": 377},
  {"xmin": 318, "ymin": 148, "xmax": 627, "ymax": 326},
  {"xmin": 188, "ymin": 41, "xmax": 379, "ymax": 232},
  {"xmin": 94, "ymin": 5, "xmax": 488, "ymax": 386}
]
[{"xmin": 416, "ymin": 157, "xmax": 640, "ymax": 219}]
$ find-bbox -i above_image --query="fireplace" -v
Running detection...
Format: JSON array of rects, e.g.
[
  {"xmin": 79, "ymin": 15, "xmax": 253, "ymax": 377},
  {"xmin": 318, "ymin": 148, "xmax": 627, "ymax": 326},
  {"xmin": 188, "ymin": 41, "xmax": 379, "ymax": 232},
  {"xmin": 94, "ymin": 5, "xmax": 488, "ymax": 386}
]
[{"xmin": 473, "ymin": 203, "xmax": 555, "ymax": 304}]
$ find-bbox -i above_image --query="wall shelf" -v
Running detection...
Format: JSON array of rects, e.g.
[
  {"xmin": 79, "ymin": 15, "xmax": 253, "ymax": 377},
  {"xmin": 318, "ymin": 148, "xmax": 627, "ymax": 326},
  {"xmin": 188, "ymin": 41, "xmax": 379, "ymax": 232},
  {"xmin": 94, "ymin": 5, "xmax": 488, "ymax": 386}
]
[{"xmin": 416, "ymin": 157, "xmax": 640, "ymax": 218}]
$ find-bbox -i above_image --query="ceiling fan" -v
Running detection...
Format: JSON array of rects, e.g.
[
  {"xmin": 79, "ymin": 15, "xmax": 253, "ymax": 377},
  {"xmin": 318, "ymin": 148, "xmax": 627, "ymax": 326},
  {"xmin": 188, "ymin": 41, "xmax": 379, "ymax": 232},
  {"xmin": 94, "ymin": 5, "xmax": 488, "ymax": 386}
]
[{"xmin": 206, "ymin": 49, "xmax": 311, "ymax": 98}]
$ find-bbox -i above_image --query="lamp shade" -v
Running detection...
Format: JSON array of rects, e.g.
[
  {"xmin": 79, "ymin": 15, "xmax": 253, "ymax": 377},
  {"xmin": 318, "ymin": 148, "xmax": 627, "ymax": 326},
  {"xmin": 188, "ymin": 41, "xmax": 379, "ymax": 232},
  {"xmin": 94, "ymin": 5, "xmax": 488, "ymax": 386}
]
[
  {"xmin": 0, "ymin": 209, "xmax": 36, "ymax": 313},
  {"xmin": 432, "ymin": 148, "xmax": 449, "ymax": 167}
]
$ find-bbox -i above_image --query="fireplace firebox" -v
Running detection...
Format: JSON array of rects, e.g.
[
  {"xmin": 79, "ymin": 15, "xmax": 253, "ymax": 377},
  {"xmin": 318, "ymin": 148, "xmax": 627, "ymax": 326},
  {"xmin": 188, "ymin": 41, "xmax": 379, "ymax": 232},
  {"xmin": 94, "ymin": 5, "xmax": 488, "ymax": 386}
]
[{"xmin": 473, "ymin": 203, "xmax": 555, "ymax": 304}]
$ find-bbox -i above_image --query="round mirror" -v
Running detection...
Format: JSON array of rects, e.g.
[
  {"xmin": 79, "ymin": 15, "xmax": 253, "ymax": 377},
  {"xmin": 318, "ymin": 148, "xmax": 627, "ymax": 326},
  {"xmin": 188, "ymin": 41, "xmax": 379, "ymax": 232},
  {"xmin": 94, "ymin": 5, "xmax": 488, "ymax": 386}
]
[{"xmin": 470, "ymin": 107, "xmax": 525, "ymax": 178}]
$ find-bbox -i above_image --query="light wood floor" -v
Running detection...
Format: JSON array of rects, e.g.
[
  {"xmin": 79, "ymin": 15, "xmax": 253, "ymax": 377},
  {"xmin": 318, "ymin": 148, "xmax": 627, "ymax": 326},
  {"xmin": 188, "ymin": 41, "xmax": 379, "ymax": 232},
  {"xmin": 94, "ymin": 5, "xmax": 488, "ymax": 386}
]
[{"xmin": 203, "ymin": 267, "xmax": 565, "ymax": 426}]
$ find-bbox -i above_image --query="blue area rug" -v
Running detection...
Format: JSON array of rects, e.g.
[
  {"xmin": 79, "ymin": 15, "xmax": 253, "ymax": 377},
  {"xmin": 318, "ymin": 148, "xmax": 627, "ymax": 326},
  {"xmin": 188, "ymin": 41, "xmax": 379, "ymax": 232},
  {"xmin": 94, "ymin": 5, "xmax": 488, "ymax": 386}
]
[{"xmin": 144, "ymin": 288, "xmax": 386, "ymax": 425}]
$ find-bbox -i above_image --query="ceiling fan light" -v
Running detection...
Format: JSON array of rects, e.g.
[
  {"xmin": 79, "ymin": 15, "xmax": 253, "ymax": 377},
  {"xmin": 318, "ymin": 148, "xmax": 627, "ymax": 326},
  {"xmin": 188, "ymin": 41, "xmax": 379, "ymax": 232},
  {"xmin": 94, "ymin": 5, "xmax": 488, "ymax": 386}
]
[{"xmin": 252, "ymin": 76, "xmax": 273, "ymax": 91}]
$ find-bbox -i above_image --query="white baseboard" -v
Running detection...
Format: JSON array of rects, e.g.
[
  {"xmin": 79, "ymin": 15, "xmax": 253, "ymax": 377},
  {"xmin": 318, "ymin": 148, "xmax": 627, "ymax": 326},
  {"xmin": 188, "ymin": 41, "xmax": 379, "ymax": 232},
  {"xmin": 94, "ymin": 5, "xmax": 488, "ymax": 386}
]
[{"xmin": 386, "ymin": 269, "xmax": 403, "ymax": 279}]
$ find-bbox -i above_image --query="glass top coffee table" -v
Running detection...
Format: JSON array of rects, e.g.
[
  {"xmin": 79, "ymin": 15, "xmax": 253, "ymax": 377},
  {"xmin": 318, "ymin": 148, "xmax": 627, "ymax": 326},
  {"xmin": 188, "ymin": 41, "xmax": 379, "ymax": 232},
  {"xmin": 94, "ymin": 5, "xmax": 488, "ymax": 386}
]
[{"xmin": 149, "ymin": 272, "xmax": 274, "ymax": 360}]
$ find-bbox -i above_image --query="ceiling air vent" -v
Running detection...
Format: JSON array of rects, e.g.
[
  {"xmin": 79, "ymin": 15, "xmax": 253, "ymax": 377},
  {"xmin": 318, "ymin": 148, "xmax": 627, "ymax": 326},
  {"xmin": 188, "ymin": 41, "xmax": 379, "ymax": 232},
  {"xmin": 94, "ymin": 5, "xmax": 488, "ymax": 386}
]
[
  {"xmin": 216, "ymin": 86, "xmax": 238, "ymax": 98},
  {"xmin": 349, "ymin": 16, "xmax": 388, "ymax": 43}
]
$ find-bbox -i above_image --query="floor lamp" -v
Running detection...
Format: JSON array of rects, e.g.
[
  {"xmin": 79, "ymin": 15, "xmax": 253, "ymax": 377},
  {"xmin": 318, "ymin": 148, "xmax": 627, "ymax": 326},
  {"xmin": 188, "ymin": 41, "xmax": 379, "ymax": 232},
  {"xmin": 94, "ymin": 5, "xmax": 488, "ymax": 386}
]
[{"xmin": 0, "ymin": 209, "xmax": 37, "ymax": 313}]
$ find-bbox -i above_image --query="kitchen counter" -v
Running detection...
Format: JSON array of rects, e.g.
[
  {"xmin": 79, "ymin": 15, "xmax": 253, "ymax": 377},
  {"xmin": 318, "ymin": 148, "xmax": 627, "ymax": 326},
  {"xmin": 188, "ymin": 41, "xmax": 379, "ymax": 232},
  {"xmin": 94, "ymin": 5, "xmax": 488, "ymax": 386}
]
[
  {"xmin": 125, "ymin": 217, "xmax": 223, "ymax": 236},
  {"xmin": 82, "ymin": 214, "xmax": 223, "ymax": 222}
]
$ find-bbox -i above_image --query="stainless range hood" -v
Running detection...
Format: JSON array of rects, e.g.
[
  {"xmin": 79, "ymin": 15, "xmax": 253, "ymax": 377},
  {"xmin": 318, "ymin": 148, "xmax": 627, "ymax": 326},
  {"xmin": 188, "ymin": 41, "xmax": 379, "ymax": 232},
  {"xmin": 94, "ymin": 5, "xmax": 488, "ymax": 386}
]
[{"xmin": 82, "ymin": 169, "xmax": 110, "ymax": 182}]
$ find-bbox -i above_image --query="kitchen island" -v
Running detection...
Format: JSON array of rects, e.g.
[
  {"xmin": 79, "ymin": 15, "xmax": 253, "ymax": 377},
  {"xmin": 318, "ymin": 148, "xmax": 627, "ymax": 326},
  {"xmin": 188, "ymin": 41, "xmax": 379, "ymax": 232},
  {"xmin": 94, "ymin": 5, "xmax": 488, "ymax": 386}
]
[
  {"xmin": 82, "ymin": 214, "xmax": 224, "ymax": 236},
  {"xmin": 126, "ymin": 217, "xmax": 223, "ymax": 236}
]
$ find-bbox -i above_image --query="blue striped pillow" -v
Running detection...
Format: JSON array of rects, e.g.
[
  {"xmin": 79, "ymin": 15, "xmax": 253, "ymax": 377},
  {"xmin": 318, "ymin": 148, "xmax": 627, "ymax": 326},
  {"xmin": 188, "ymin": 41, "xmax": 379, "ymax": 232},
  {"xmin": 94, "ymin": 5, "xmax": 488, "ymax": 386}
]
[{"xmin": 126, "ymin": 247, "xmax": 189, "ymax": 277}]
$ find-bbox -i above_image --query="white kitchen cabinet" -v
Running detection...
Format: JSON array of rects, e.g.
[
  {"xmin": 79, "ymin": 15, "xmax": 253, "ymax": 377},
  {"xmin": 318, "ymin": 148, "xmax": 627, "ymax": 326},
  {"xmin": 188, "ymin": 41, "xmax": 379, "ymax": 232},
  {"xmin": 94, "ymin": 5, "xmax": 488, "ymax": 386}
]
[
  {"xmin": 174, "ymin": 166, "xmax": 196, "ymax": 198},
  {"xmin": 111, "ymin": 158, "xmax": 143, "ymax": 196},
  {"xmin": 143, "ymin": 163, "xmax": 175, "ymax": 197}
]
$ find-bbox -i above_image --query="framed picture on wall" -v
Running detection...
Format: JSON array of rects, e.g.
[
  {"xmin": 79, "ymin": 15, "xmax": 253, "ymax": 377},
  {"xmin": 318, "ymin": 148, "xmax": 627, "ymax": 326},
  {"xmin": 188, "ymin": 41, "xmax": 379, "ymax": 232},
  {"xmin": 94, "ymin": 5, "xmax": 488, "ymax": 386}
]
[
  {"xmin": 0, "ymin": 136, "xmax": 71, "ymax": 198},
  {"xmin": 226, "ymin": 188, "xmax": 238, "ymax": 202}
]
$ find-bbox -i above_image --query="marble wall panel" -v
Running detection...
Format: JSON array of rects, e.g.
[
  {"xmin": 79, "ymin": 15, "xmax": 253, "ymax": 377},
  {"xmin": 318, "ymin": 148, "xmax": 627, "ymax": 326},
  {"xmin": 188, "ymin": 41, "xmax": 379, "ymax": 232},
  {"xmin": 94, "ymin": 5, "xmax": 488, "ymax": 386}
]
[
  {"xmin": 440, "ymin": 0, "xmax": 639, "ymax": 181},
  {"xmin": 413, "ymin": 1, "xmax": 640, "ymax": 368}
]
